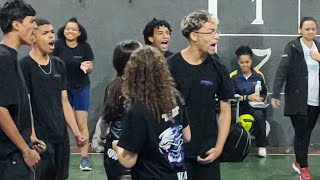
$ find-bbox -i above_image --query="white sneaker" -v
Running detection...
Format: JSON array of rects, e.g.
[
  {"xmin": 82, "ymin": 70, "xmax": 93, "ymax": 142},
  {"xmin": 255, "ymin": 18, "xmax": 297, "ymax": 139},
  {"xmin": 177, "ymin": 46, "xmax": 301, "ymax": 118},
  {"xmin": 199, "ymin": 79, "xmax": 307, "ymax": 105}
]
[{"xmin": 258, "ymin": 147, "xmax": 267, "ymax": 157}]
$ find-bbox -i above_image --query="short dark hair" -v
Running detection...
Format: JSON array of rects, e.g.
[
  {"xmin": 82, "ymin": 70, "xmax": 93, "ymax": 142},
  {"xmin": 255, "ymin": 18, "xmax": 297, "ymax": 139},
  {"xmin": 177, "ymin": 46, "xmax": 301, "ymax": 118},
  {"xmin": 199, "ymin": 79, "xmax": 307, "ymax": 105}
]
[
  {"xmin": 143, "ymin": 18, "xmax": 172, "ymax": 45},
  {"xmin": 300, "ymin": 16, "xmax": 318, "ymax": 29},
  {"xmin": 35, "ymin": 17, "xmax": 51, "ymax": 27},
  {"xmin": 113, "ymin": 40, "xmax": 142, "ymax": 76},
  {"xmin": 235, "ymin": 46, "xmax": 253, "ymax": 58},
  {"xmin": 57, "ymin": 17, "xmax": 88, "ymax": 42},
  {"xmin": 0, "ymin": 0, "xmax": 36, "ymax": 34}
]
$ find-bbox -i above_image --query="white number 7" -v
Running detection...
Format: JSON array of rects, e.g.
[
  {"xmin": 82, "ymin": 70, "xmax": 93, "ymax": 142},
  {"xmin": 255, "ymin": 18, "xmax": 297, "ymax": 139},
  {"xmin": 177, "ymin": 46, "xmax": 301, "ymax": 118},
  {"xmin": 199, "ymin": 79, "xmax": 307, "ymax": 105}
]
[
  {"xmin": 251, "ymin": 0, "xmax": 264, "ymax": 24},
  {"xmin": 253, "ymin": 48, "xmax": 271, "ymax": 71}
]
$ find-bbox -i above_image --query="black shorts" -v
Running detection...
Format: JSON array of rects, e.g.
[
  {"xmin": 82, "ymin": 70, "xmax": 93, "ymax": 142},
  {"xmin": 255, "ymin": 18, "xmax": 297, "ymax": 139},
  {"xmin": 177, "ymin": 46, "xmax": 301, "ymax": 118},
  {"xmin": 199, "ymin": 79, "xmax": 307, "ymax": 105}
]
[
  {"xmin": 185, "ymin": 159, "xmax": 220, "ymax": 180},
  {"xmin": 0, "ymin": 152, "xmax": 33, "ymax": 180},
  {"xmin": 36, "ymin": 139, "xmax": 70, "ymax": 180}
]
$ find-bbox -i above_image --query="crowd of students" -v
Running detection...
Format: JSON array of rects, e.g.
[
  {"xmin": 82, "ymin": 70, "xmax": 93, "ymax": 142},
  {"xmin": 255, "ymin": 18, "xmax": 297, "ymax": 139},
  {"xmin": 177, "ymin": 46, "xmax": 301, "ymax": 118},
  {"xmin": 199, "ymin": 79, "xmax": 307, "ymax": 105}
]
[{"xmin": 1, "ymin": 0, "xmax": 320, "ymax": 180}]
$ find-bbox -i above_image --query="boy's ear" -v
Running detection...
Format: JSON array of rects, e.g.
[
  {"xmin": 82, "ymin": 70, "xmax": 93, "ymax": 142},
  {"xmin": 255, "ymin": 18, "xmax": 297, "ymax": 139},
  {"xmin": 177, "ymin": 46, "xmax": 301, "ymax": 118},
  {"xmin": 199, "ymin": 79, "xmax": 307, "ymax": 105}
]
[
  {"xmin": 148, "ymin": 36, "xmax": 154, "ymax": 43},
  {"xmin": 11, "ymin": 20, "xmax": 20, "ymax": 31}
]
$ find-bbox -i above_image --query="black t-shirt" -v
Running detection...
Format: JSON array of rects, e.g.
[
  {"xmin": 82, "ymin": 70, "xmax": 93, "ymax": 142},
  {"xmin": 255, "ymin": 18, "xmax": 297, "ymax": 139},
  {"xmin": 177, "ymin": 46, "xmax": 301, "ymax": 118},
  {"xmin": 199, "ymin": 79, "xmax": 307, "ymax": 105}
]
[
  {"xmin": 0, "ymin": 44, "xmax": 32, "ymax": 158},
  {"xmin": 164, "ymin": 51, "xmax": 173, "ymax": 58},
  {"xmin": 118, "ymin": 101, "xmax": 189, "ymax": 180},
  {"xmin": 167, "ymin": 52, "xmax": 234, "ymax": 160},
  {"xmin": 20, "ymin": 55, "xmax": 68, "ymax": 143},
  {"xmin": 53, "ymin": 39, "xmax": 94, "ymax": 89}
]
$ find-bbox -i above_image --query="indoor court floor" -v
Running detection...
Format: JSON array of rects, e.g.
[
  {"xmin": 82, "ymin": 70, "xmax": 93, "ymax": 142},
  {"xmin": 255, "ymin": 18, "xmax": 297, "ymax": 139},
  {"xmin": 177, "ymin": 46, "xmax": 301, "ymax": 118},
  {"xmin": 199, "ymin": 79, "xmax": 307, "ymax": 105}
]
[{"xmin": 68, "ymin": 153, "xmax": 320, "ymax": 180}]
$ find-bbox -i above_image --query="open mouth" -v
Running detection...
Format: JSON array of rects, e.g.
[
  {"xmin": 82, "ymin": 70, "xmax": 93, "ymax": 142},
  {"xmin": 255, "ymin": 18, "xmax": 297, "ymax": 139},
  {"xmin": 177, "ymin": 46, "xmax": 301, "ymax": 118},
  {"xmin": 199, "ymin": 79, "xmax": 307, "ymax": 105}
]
[
  {"xmin": 49, "ymin": 41, "xmax": 55, "ymax": 50},
  {"xmin": 210, "ymin": 43, "xmax": 217, "ymax": 48},
  {"xmin": 160, "ymin": 41, "xmax": 169, "ymax": 49}
]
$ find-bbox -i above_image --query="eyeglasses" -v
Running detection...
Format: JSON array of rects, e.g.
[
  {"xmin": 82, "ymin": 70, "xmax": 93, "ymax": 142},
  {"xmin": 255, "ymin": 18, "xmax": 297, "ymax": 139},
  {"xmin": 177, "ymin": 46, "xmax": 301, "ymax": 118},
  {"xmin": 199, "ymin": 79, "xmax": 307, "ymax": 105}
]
[{"xmin": 193, "ymin": 29, "xmax": 221, "ymax": 36}]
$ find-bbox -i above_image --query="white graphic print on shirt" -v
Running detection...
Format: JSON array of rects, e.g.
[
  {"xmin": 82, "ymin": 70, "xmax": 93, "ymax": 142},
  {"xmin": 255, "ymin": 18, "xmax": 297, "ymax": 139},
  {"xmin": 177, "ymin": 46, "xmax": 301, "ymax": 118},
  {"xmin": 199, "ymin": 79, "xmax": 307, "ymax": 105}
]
[{"xmin": 159, "ymin": 106, "xmax": 184, "ymax": 168}]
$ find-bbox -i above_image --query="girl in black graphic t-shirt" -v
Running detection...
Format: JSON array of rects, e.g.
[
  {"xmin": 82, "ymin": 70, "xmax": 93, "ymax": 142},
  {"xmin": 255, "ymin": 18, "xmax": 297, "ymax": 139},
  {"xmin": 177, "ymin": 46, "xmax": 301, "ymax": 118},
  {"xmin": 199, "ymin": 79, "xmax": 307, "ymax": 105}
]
[
  {"xmin": 101, "ymin": 40, "xmax": 142, "ymax": 180},
  {"xmin": 112, "ymin": 46, "xmax": 191, "ymax": 180}
]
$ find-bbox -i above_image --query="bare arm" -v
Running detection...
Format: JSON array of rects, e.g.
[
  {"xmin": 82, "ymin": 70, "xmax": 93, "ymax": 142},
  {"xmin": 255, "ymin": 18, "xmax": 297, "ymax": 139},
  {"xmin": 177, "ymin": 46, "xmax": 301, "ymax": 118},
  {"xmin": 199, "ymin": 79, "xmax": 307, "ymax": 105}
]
[
  {"xmin": 0, "ymin": 106, "xmax": 30, "ymax": 154},
  {"xmin": 61, "ymin": 90, "xmax": 81, "ymax": 136},
  {"xmin": 112, "ymin": 140, "xmax": 138, "ymax": 169},
  {"xmin": 215, "ymin": 99, "xmax": 231, "ymax": 152},
  {"xmin": 61, "ymin": 90, "xmax": 86, "ymax": 147},
  {"xmin": 182, "ymin": 125, "xmax": 191, "ymax": 143},
  {"xmin": 197, "ymin": 99, "xmax": 231, "ymax": 164},
  {"xmin": 27, "ymin": 95, "xmax": 46, "ymax": 153},
  {"xmin": 28, "ymin": 94, "xmax": 36, "ymax": 138},
  {"xmin": 0, "ymin": 106, "xmax": 41, "ymax": 167}
]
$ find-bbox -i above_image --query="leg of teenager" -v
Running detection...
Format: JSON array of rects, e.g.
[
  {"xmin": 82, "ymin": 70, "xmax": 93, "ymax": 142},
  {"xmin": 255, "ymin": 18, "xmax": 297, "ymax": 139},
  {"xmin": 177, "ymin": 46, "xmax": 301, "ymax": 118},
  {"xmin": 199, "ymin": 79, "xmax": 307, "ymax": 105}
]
[
  {"xmin": 75, "ymin": 110, "xmax": 89, "ymax": 156},
  {"xmin": 249, "ymin": 109, "xmax": 268, "ymax": 147},
  {"xmin": 54, "ymin": 139, "xmax": 70, "ymax": 180},
  {"xmin": 75, "ymin": 110, "xmax": 91, "ymax": 171},
  {"xmin": 185, "ymin": 159, "xmax": 197, "ymax": 180},
  {"xmin": 72, "ymin": 85, "xmax": 91, "ymax": 170},
  {"xmin": 290, "ymin": 115, "xmax": 309, "ymax": 168},
  {"xmin": 197, "ymin": 162, "xmax": 220, "ymax": 180},
  {"xmin": 35, "ymin": 143, "xmax": 56, "ymax": 180},
  {"xmin": 185, "ymin": 159, "xmax": 220, "ymax": 180}
]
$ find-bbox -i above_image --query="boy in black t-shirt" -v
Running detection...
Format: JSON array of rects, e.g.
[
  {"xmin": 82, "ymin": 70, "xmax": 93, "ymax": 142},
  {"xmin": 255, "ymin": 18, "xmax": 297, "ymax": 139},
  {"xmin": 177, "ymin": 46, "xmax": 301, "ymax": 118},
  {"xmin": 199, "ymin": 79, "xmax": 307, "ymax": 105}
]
[
  {"xmin": 0, "ymin": 0, "xmax": 41, "ymax": 179},
  {"xmin": 20, "ymin": 18, "xmax": 86, "ymax": 180},
  {"xmin": 113, "ymin": 46, "xmax": 191, "ymax": 180},
  {"xmin": 167, "ymin": 10, "xmax": 233, "ymax": 180},
  {"xmin": 143, "ymin": 18, "xmax": 173, "ymax": 58}
]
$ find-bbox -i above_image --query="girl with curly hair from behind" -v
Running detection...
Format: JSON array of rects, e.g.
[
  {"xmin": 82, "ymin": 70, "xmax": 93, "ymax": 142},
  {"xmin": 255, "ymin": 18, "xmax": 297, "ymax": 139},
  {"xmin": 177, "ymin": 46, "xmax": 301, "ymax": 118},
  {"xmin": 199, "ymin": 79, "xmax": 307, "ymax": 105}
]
[
  {"xmin": 102, "ymin": 40, "xmax": 142, "ymax": 180},
  {"xmin": 112, "ymin": 46, "xmax": 191, "ymax": 180}
]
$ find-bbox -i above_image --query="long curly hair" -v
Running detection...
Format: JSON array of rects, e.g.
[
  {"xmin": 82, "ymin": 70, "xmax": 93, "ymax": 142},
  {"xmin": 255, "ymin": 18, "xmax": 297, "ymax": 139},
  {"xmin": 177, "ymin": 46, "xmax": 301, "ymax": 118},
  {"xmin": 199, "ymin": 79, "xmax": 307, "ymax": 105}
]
[
  {"xmin": 102, "ymin": 40, "xmax": 142, "ymax": 123},
  {"xmin": 122, "ymin": 46, "xmax": 178, "ymax": 120}
]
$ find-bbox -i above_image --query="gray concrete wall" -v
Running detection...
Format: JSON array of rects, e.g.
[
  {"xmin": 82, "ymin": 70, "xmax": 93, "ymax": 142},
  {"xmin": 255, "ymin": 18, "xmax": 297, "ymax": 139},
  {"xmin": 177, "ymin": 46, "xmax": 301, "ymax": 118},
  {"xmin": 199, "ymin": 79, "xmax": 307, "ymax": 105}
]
[{"xmin": 1, "ymin": 0, "xmax": 319, "ymax": 148}]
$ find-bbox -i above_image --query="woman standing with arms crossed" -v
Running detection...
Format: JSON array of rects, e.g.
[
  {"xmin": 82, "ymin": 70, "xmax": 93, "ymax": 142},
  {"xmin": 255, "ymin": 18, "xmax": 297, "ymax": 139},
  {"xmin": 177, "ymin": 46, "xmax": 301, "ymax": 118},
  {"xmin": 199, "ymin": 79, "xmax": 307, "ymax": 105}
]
[
  {"xmin": 272, "ymin": 17, "xmax": 320, "ymax": 180},
  {"xmin": 53, "ymin": 17, "xmax": 94, "ymax": 171}
]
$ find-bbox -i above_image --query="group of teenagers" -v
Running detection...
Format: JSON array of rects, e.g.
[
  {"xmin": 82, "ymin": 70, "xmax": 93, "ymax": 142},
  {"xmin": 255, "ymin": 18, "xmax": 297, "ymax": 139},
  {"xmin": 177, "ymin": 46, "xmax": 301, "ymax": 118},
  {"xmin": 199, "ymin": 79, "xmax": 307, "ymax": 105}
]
[{"xmin": 0, "ymin": 0, "xmax": 320, "ymax": 180}]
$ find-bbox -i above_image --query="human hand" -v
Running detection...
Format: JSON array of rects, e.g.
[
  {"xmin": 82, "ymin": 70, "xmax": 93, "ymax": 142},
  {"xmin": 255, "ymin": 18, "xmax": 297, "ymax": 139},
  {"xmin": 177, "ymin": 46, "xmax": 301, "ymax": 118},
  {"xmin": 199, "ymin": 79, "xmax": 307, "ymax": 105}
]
[
  {"xmin": 75, "ymin": 134, "xmax": 87, "ymax": 148},
  {"xmin": 31, "ymin": 136, "xmax": 46, "ymax": 154},
  {"xmin": 22, "ymin": 148, "xmax": 40, "ymax": 168},
  {"xmin": 112, "ymin": 140, "xmax": 119, "ymax": 150},
  {"xmin": 271, "ymin": 98, "xmax": 281, "ymax": 109},
  {"xmin": 310, "ymin": 50, "xmax": 320, "ymax": 61},
  {"xmin": 80, "ymin": 61, "xmax": 93, "ymax": 74},
  {"xmin": 197, "ymin": 148, "xmax": 222, "ymax": 164},
  {"xmin": 248, "ymin": 94, "xmax": 263, "ymax": 102}
]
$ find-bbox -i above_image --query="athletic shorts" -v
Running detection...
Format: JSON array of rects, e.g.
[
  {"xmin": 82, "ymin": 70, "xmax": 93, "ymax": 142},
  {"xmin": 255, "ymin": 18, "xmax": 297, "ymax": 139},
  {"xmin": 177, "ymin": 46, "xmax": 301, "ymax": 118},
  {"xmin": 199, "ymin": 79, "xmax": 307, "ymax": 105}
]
[{"xmin": 68, "ymin": 85, "xmax": 90, "ymax": 111}]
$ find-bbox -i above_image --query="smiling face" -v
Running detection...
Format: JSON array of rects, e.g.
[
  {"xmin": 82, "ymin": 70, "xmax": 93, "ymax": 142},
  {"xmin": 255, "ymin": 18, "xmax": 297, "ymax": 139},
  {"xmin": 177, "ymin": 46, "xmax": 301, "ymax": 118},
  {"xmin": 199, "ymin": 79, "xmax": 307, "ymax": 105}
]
[
  {"xmin": 300, "ymin": 20, "xmax": 317, "ymax": 41},
  {"xmin": 238, "ymin": 54, "xmax": 252, "ymax": 74},
  {"xmin": 63, "ymin": 22, "xmax": 81, "ymax": 41},
  {"xmin": 191, "ymin": 22, "xmax": 220, "ymax": 55},
  {"xmin": 34, "ymin": 24, "xmax": 55, "ymax": 53},
  {"xmin": 149, "ymin": 25, "xmax": 171, "ymax": 53}
]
